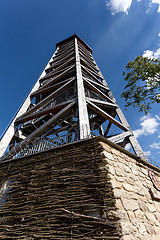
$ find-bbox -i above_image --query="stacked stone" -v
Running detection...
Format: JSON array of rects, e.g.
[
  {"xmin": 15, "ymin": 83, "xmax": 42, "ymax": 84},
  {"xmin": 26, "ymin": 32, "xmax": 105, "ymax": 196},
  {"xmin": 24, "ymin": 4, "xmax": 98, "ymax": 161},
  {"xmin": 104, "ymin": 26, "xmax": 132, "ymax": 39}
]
[{"xmin": 100, "ymin": 141, "xmax": 160, "ymax": 240}]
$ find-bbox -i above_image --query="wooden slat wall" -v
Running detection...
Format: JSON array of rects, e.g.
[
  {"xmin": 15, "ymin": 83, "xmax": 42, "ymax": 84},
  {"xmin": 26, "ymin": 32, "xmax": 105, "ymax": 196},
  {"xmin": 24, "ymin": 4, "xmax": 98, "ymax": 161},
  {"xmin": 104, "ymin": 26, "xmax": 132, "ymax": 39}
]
[{"xmin": 0, "ymin": 139, "xmax": 121, "ymax": 239}]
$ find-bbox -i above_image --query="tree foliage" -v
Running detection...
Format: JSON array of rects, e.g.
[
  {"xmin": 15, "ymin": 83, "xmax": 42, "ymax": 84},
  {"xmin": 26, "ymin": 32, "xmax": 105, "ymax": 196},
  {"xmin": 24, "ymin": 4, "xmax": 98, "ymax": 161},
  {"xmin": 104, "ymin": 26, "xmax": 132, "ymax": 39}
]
[{"xmin": 121, "ymin": 56, "xmax": 160, "ymax": 114}]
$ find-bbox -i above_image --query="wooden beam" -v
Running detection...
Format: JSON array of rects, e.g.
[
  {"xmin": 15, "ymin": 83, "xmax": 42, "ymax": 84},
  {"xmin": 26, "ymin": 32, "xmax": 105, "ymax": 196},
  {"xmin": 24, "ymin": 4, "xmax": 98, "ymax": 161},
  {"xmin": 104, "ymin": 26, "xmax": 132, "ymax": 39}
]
[
  {"xmin": 2, "ymin": 101, "xmax": 76, "ymax": 160},
  {"xmin": 82, "ymin": 65, "xmax": 103, "ymax": 80},
  {"xmin": 49, "ymin": 52, "xmax": 75, "ymax": 70},
  {"xmin": 86, "ymin": 97, "xmax": 117, "ymax": 108},
  {"xmin": 52, "ymin": 47, "xmax": 74, "ymax": 63},
  {"xmin": 87, "ymin": 100, "xmax": 128, "ymax": 132},
  {"xmin": 31, "ymin": 77, "xmax": 75, "ymax": 98},
  {"xmin": 75, "ymin": 38, "xmax": 90, "ymax": 139},
  {"xmin": 54, "ymin": 43, "xmax": 74, "ymax": 56},
  {"xmin": 40, "ymin": 64, "xmax": 75, "ymax": 84},
  {"xmin": 16, "ymin": 99, "xmax": 75, "ymax": 124},
  {"xmin": 83, "ymin": 77, "xmax": 109, "ymax": 91},
  {"xmin": 39, "ymin": 64, "xmax": 75, "ymax": 90},
  {"xmin": 107, "ymin": 131, "xmax": 131, "ymax": 143},
  {"xmin": 80, "ymin": 57, "xmax": 100, "ymax": 75},
  {"xmin": 129, "ymin": 135, "xmax": 147, "ymax": 160},
  {"xmin": 45, "ymin": 56, "xmax": 75, "ymax": 74},
  {"xmin": 84, "ymin": 79, "xmax": 115, "ymax": 104},
  {"xmin": 104, "ymin": 112, "xmax": 116, "ymax": 137},
  {"xmin": 16, "ymin": 78, "xmax": 75, "ymax": 120},
  {"xmin": 79, "ymin": 50, "xmax": 96, "ymax": 68}
]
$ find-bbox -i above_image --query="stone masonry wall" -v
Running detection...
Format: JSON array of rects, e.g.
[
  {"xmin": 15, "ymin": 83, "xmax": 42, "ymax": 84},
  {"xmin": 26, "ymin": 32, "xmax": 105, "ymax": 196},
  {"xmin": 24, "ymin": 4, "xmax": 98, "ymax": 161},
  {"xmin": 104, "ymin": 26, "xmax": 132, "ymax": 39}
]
[{"xmin": 100, "ymin": 140, "xmax": 160, "ymax": 240}]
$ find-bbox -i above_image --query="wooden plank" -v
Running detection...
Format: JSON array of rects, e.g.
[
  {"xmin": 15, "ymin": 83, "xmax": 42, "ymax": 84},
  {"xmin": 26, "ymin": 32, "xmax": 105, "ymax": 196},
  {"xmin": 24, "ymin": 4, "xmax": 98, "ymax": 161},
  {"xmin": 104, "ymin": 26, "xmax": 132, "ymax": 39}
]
[
  {"xmin": 79, "ymin": 50, "xmax": 96, "ymax": 68},
  {"xmin": 31, "ymin": 77, "xmax": 75, "ymax": 98},
  {"xmin": 82, "ymin": 65, "xmax": 103, "ymax": 80},
  {"xmin": 16, "ymin": 78, "xmax": 75, "ymax": 120},
  {"xmin": 104, "ymin": 112, "xmax": 116, "ymax": 137},
  {"xmin": 83, "ymin": 77, "xmax": 109, "ymax": 91},
  {"xmin": 107, "ymin": 131, "xmax": 131, "ymax": 143},
  {"xmin": 15, "ymin": 99, "xmax": 75, "ymax": 124},
  {"xmin": 2, "ymin": 101, "xmax": 76, "ymax": 160},
  {"xmin": 52, "ymin": 46, "xmax": 74, "ymax": 62},
  {"xmin": 84, "ymin": 78, "xmax": 115, "ymax": 104},
  {"xmin": 39, "ymin": 64, "xmax": 75, "ymax": 90},
  {"xmin": 78, "ymin": 44, "xmax": 92, "ymax": 59},
  {"xmin": 80, "ymin": 57, "xmax": 100, "ymax": 75},
  {"xmin": 54, "ymin": 42, "xmax": 74, "ymax": 55},
  {"xmin": 49, "ymin": 52, "xmax": 75, "ymax": 69},
  {"xmin": 86, "ymin": 97, "xmax": 117, "ymax": 108},
  {"xmin": 45, "ymin": 56, "xmax": 75, "ymax": 74},
  {"xmin": 40, "ymin": 63, "xmax": 75, "ymax": 83},
  {"xmin": 87, "ymin": 100, "xmax": 128, "ymax": 132}
]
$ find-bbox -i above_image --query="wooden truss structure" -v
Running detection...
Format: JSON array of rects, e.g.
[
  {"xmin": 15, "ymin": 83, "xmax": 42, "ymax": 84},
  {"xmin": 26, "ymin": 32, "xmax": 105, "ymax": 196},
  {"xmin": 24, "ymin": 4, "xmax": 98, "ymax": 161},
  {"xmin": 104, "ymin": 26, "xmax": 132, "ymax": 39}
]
[{"xmin": 0, "ymin": 34, "xmax": 146, "ymax": 160}]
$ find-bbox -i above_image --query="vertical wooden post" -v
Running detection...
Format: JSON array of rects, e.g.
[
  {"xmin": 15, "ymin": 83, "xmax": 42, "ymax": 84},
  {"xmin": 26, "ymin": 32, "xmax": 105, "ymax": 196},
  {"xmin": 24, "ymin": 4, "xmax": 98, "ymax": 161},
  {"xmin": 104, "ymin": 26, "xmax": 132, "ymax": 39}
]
[{"xmin": 75, "ymin": 38, "xmax": 90, "ymax": 139}]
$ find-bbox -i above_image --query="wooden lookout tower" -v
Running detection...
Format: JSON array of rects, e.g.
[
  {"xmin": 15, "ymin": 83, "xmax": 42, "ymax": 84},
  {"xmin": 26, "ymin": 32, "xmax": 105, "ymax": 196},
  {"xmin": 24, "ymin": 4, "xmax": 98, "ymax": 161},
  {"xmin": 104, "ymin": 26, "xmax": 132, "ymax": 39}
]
[{"xmin": 0, "ymin": 34, "xmax": 146, "ymax": 161}]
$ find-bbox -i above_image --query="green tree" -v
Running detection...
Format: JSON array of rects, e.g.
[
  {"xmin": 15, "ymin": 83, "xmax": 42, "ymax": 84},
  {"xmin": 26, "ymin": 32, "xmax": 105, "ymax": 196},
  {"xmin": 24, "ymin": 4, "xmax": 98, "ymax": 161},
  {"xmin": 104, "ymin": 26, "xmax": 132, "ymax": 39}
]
[{"xmin": 121, "ymin": 56, "xmax": 160, "ymax": 114}]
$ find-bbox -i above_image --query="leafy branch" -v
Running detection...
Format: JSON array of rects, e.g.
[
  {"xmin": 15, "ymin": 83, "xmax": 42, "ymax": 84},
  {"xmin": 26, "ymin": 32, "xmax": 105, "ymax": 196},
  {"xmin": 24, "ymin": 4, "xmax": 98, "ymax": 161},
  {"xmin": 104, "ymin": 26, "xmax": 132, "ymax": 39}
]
[{"xmin": 121, "ymin": 56, "xmax": 160, "ymax": 114}]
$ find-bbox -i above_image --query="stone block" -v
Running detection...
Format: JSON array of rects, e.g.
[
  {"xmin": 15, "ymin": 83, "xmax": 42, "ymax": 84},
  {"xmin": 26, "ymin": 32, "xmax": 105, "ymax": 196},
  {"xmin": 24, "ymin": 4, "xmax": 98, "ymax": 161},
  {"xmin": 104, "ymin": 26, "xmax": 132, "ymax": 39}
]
[
  {"xmin": 131, "ymin": 167, "xmax": 139, "ymax": 176},
  {"xmin": 121, "ymin": 222, "xmax": 138, "ymax": 235},
  {"xmin": 126, "ymin": 177, "xmax": 135, "ymax": 185},
  {"xmin": 141, "ymin": 233, "xmax": 154, "ymax": 240},
  {"xmin": 111, "ymin": 148, "xmax": 120, "ymax": 156},
  {"xmin": 152, "ymin": 235, "xmax": 160, "ymax": 240},
  {"xmin": 101, "ymin": 150, "xmax": 113, "ymax": 160},
  {"xmin": 147, "ymin": 203, "xmax": 156, "ymax": 213},
  {"xmin": 145, "ymin": 212, "xmax": 157, "ymax": 225},
  {"xmin": 113, "ymin": 188, "xmax": 122, "ymax": 199},
  {"xmin": 115, "ymin": 176, "xmax": 125, "ymax": 182},
  {"xmin": 111, "ymin": 179, "xmax": 122, "ymax": 189},
  {"xmin": 123, "ymin": 183, "xmax": 134, "ymax": 192},
  {"xmin": 108, "ymin": 165, "xmax": 115, "ymax": 175},
  {"xmin": 121, "ymin": 234, "xmax": 138, "ymax": 240},
  {"xmin": 145, "ymin": 223, "xmax": 155, "ymax": 235},
  {"xmin": 134, "ymin": 209, "xmax": 145, "ymax": 219},
  {"xmin": 155, "ymin": 212, "xmax": 160, "ymax": 222},
  {"xmin": 115, "ymin": 168, "xmax": 123, "ymax": 177},
  {"xmin": 141, "ymin": 168, "xmax": 148, "ymax": 175},
  {"xmin": 136, "ymin": 222, "xmax": 146, "ymax": 235},
  {"xmin": 139, "ymin": 201, "xmax": 148, "ymax": 212},
  {"xmin": 121, "ymin": 198, "xmax": 139, "ymax": 211},
  {"xmin": 127, "ymin": 211, "xmax": 135, "ymax": 222},
  {"xmin": 117, "ymin": 209, "xmax": 129, "ymax": 220},
  {"xmin": 116, "ymin": 199, "xmax": 123, "ymax": 209}
]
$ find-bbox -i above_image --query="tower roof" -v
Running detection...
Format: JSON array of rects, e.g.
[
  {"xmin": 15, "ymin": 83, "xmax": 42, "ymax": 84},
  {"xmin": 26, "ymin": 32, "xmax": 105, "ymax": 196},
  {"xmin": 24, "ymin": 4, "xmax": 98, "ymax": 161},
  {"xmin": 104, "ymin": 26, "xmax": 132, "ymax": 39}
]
[{"xmin": 56, "ymin": 33, "xmax": 93, "ymax": 53}]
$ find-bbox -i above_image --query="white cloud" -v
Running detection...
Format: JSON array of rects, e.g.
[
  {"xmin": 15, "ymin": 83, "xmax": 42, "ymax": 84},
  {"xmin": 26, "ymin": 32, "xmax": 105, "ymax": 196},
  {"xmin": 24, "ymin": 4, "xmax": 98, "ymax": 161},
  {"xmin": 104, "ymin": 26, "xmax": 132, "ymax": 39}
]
[
  {"xmin": 106, "ymin": 0, "xmax": 132, "ymax": 15},
  {"xmin": 106, "ymin": 0, "xmax": 160, "ymax": 15},
  {"xmin": 150, "ymin": 142, "xmax": 160, "ymax": 149},
  {"xmin": 125, "ymin": 143, "xmax": 131, "ymax": 151},
  {"xmin": 143, "ymin": 48, "xmax": 160, "ymax": 59},
  {"xmin": 147, "ymin": 0, "xmax": 160, "ymax": 13},
  {"xmin": 144, "ymin": 150, "xmax": 151, "ymax": 157},
  {"xmin": 150, "ymin": 0, "xmax": 160, "ymax": 13},
  {"xmin": 133, "ymin": 116, "xmax": 159, "ymax": 138},
  {"xmin": 140, "ymin": 115, "xmax": 149, "ymax": 121}
]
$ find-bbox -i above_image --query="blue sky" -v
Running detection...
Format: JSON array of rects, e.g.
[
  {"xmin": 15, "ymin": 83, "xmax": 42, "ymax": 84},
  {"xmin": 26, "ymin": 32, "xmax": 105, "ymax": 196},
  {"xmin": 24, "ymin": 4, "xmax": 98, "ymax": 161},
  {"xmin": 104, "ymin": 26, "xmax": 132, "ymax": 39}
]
[{"xmin": 0, "ymin": 0, "xmax": 160, "ymax": 164}]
